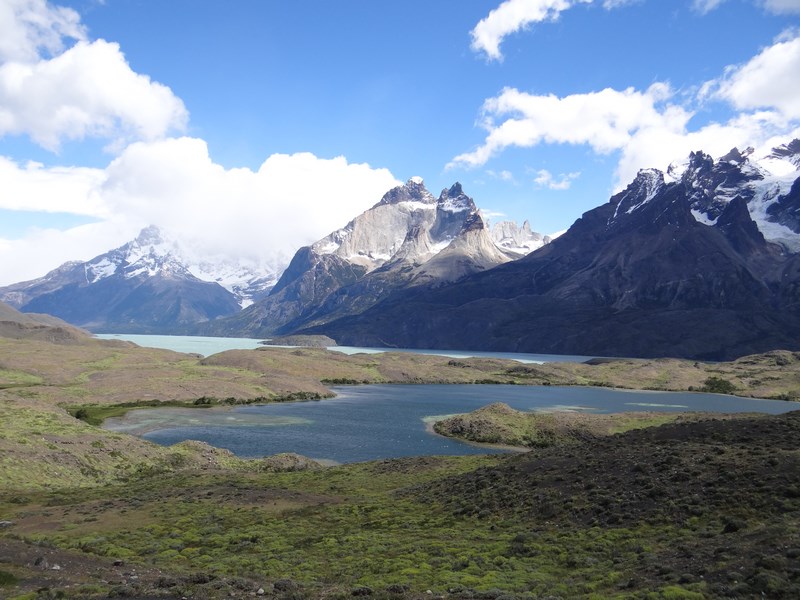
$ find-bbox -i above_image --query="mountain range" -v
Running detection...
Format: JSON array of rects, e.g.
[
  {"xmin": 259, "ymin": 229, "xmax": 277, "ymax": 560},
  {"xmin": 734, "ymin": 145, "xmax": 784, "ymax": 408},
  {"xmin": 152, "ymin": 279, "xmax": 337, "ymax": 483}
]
[
  {"xmin": 0, "ymin": 181, "xmax": 546, "ymax": 335},
  {"xmin": 0, "ymin": 226, "xmax": 278, "ymax": 333},
  {"xmin": 301, "ymin": 140, "xmax": 800, "ymax": 360},
  {"xmin": 2, "ymin": 140, "xmax": 799, "ymax": 358},
  {"xmin": 198, "ymin": 178, "xmax": 548, "ymax": 338}
]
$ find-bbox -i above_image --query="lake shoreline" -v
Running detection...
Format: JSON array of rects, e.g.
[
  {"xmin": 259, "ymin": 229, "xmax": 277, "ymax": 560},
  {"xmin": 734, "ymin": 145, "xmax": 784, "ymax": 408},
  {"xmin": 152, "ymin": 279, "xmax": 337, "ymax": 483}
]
[{"xmin": 98, "ymin": 383, "xmax": 798, "ymax": 463}]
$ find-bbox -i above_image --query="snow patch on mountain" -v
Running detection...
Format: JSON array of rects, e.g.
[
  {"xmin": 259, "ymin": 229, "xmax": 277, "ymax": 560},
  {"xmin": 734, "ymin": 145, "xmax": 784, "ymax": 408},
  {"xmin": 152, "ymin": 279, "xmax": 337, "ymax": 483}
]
[
  {"xmin": 76, "ymin": 226, "xmax": 279, "ymax": 307},
  {"xmin": 489, "ymin": 220, "xmax": 550, "ymax": 255},
  {"xmin": 691, "ymin": 209, "xmax": 717, "ymax": 226},
  {"xmin": 624, "ymin": 139, "xmax": 800, "ymax": 253}
]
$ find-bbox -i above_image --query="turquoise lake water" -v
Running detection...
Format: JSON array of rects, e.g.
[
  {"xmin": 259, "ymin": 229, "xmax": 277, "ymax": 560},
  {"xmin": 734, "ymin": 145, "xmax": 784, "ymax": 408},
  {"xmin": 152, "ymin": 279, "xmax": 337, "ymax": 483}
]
[{"xmin": 94, "ymin": 333, "xmax": 593, "ymax": 363}]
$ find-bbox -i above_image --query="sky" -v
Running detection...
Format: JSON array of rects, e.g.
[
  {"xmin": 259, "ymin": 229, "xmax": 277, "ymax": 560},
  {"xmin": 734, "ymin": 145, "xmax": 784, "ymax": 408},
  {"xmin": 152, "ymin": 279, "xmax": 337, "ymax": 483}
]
[{"xmin": 0, "ymin": 0, "xmax": 799, "ymax": 285}]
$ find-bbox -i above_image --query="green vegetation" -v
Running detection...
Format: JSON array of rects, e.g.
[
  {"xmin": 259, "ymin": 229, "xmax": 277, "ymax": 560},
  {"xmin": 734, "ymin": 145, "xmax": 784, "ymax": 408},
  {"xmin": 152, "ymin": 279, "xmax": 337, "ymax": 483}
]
[
  {"xmin": 432, "ymin": 403, "xmax": 708, "ymax": 449},
  {"xmin": 4, "ymin": 409, "xmax": 799, "ymax": 599},
  {"xmin": 68, "ymin": 399, "xmax": 215, "ymax": 426},
  {"xmin": 701, "ymin": 376, "xmax": 738, "ymax": 394},
  {"xmin": 66, "ymin": 392, "xmax": 330, "ymax": 427},
  {"xmin": 0, "ymin": 368, "xmax": 42, "ymax": 389},
  {"xmin": 0, "ymin": 336, "xmax": 799, "ymax": 598},
  {"xmin": 0, "ymin": 569, "xmax": 19, "ymax": 586}
]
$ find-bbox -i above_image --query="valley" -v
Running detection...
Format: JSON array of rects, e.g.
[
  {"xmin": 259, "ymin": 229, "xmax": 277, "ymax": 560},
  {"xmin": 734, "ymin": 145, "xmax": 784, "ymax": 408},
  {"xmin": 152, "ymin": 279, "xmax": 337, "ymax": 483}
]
[
  {"xmin": 0, "ymin": 315, "xmax": 799, "ymax": 598},
  {"xmin": 3, "ymin": 4, "xmax": 800, "ymax": 599}
]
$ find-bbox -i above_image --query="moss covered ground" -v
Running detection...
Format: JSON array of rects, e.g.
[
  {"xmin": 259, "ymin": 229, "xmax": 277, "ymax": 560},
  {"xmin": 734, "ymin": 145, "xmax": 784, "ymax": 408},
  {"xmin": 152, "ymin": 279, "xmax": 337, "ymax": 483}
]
[{"xmin": 432, "ymin": 403, "xmax": 741, "ymax": 449}]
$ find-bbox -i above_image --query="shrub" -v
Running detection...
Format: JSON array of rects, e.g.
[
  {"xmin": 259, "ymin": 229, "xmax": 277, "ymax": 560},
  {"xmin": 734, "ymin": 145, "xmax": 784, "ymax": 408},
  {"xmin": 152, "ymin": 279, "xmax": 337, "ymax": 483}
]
[{"xmin": 701, "ymin": 377, "xmax": 736, "ymax": 394}]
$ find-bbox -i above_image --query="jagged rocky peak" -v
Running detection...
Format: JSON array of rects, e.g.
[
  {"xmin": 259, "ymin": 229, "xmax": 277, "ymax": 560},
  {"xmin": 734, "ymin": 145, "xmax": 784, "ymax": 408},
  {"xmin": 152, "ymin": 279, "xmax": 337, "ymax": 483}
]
[
  {"xmin": 491, "ymin": 219, "xmax": 549, "ymax": 255},
  {"xmin": 688, "ymin": 149, "xmax": 714, "ymax": 172},
  {"xmin": 604, "ymin": 139, "xmax": 800, "ymax": 252},
  {"xmin": 437, "ymin": 182, "xmax": 475, "ymax": 213},
  {"xmin": 376, "ymin": 176, "xmax": 436, "ymax": 207},
  {"xmin": 720, "ymin": 146, "xmax": 754, "ymax": 165},
  {"xmin": 609, "ymin": 168, "xmax": 666, "ymax": 222},
  {"xmin": 84, "ymin": 225, "xmax": 191, "ymax": 283},
  {"xmin": 767, "ymin": 139, "xmax": 800, "ymax": 168}
]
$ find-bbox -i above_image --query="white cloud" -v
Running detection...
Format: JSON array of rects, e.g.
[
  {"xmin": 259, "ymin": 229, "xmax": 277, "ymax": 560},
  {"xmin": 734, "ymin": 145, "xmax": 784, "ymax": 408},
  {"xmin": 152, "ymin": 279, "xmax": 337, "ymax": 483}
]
[
  {"xmin": 101, "ymin": 138, "xmax": 400, "ymax": 263},
  {"xmin": 470, "ymin": 0, "xmax": 594, "ymax": 61},
  {"xmin": 0, "ymin": 221, "xmax": 133, "ymax": 286},
  {"xmin": 0, "ymin": 40, "xmax": 188, "ymax": 151},
  {"xmin": 534, "ymin": 169, "xmax": 581, "ymax": 189},
  {"xmin": 0, "ymin": 1, "xmax": 187, "ymax": 151},
  {"xmin": 0, "ymin": 138, "xmax": 400, "ymax": 285},
  {"xmin": 0, "ymin": 0, "xmax": 84, "ymax": 62},
  {"xmin": 0, "ymin": 156, "xmax": 106, "ymax": 215},
  {"xmin": 473, "ymin": 0, "xmax": 800, "ymax": 61},
  {"xmin": 453, "ymin": 30, "xmax": 800, "ymax": 190},
  {"xmin": 479, "ymin": 209, "xmax": 508, "ymax": 221},
  {"xmin": 714, "ymin": 31, "xmax": 800, "ymax": 119},
  {"xmin": 470, "ymin": 0, "xmax": 640, "ymax": 61},
  {"xmin": 448, "ymin": 83, "xmax": 688, "ymax": 170}
]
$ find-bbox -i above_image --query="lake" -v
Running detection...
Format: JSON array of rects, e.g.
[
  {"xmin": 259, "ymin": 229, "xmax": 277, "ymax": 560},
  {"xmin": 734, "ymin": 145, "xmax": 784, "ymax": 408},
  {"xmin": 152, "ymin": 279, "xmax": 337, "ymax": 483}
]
[
  {"xmin": 94, "ymin": 333, "xmax": 593, "ymax": 363},
  {"xmin": 103, "ymin": 384, "xmax": 797, "ymax": 464}
]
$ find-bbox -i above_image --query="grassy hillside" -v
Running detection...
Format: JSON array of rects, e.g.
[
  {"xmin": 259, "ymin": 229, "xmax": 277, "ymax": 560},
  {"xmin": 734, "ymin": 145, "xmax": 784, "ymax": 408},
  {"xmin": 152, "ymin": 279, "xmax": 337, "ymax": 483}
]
[
  {"xmin": 1, "ymin": 336, "xmax": 799, "ymax": 598},
  {"xmin": 432, "ymin": 402, "xmax": 717, "ymax": 448},
  {"xmin": 2, "ymin": 413, "xmax": 799, "ymax": 599}
]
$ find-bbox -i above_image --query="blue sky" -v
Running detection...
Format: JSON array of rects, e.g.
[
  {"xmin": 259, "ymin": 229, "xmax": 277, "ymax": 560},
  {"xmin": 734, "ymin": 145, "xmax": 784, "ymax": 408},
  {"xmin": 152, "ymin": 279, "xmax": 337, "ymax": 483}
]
[{"xmin": 0, "ymin": 0, "xmax": 799, "ymax": 284}]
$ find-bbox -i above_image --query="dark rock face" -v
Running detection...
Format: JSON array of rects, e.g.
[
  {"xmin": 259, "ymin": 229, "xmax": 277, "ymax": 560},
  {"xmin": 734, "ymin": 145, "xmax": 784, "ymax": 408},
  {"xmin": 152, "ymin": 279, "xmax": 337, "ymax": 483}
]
[
  {"xmin": 21, "ymin": 274, "xmax": 240, "ymax": 333},
  {"xmin": 306, "ymin": 144, "xmax": 800, "ymax": 360},
  {"xmin": 767, "ymin": 178, "xmax": 800, "ymax": 234}
]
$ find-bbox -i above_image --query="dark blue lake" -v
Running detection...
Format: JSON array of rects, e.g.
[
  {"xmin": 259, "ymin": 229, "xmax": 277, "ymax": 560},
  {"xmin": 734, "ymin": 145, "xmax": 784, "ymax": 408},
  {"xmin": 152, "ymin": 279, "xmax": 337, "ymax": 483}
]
[{"xmin": 103, "ymin": 384, "xmax": 798, "ymax": 464}]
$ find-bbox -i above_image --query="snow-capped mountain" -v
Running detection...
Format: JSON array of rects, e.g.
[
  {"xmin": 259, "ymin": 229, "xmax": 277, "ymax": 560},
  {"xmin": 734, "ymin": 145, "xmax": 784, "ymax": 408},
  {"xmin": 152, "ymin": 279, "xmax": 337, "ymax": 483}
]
[
  {"xmin": 199, "ymin": 178, "xmax": 548, "ymax": 337},
  {"xmin": 306, "ymin": 140, "xmax": 800, "ymax": 361},
  {"xmin": 0, "ymin": 226, "xmax": 279, "ymax": 333},
  {"xmin": 660, "ymin": 141, "xmax": 800, "ymax": 251}
]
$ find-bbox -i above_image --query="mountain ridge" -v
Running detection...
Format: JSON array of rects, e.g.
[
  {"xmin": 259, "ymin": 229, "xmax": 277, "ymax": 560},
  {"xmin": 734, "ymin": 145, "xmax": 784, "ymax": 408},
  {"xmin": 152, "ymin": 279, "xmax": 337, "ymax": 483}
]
[
  {"xmin": 301, "ymin": 140, "xmax": 800, "ymax": 360},
  {"xmin": 198, "ymin": 178, "xmax": 548, "ymax": 338}
]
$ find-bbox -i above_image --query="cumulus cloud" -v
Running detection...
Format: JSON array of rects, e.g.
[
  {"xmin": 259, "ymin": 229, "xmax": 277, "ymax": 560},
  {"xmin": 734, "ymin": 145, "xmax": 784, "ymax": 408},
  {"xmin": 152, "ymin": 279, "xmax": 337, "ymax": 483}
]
[
  {"xmin": 0, "ymin": 0, "xmax": 84, "ymax": 62},
  {"xmin": 452, "ymin": 30, "xmax": 800, "ymax": 189},
  {"xmin": 0, "ymin": 138, "xmax": 400, "ymax": 284},
  {"xmin": 0, "ymin": 40, "xmax": 188, "ymax": 151},
  {"xmin": 448, "ymin": 83, "xmax": 688, "ymax": 171},
  {"xmin": 713, "ymin": 31, "xmax": 800, "ymax": 119},
  {"xmin": 0, "ymin": 156, "xmax": 106, "ymax": 215},
  {"xmin": 100, "ymin": 138, "xmax": 400, "ymax": 262},
  {"xmin": 534, "ymin": 169, "xmax": 581, "ymax": 190},
  {"xmin": 0, "ymin": 0, "xmax": 187, "ymax": 151}
]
